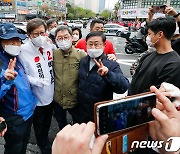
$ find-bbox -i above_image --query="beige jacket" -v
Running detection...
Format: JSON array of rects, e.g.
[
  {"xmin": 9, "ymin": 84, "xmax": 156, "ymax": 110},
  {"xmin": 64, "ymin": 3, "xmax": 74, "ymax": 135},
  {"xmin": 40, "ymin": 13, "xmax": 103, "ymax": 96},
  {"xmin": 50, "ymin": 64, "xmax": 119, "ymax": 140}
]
[{"xmin": 53, "ymin": 47, "xmax": 86, "ymax": 109}]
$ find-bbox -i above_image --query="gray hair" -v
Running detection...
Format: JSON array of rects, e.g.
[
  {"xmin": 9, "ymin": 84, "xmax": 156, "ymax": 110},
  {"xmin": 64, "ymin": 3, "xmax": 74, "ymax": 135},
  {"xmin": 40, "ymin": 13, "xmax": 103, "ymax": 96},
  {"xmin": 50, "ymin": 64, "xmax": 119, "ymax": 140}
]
[{"xmin": 55, "ymin": 25, "xmax": 72, "ymax": 37}]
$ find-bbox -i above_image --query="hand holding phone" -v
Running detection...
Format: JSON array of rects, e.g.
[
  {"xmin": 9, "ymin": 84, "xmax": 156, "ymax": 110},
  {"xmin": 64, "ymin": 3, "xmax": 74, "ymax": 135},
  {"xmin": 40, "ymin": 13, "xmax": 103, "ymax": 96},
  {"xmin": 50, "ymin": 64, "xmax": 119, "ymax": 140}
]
[
  {"xmin": 96, "ymin": 93, "xmax": 156, "ymax": 135},
  {"xmin": 152, "ymin": 5, "xmax": 166, "ymax": 13}
]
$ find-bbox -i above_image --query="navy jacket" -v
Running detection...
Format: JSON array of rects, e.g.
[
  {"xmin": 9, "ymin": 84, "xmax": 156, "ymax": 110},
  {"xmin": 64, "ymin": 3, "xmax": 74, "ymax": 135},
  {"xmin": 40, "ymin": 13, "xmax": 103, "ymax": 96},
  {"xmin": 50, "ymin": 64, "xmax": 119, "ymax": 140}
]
[{"xmin": 77, "ymin": 54, "xmax": 129, "ymax": 123}]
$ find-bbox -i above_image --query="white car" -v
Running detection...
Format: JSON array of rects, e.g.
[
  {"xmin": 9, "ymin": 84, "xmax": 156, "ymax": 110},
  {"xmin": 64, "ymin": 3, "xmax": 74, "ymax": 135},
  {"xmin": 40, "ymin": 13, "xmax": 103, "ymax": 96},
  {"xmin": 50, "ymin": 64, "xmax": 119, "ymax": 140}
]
[
  {"xmin": 13, "ymin": 22, "xmax": 27, "ymax": 33},
  {"xmin": 67, "ymin": 21, "xmax": 75, "ymax": 27},
  {"xmin": 67, "ymin": 21, "xmax": 83, "ymax": 29},
  {"xmin": 104, "ymin": 23, "xmax": 129, "ymax": 36},
  {"xmin": 74, "ymin": 21, "xmax": 83, "ymax": 29}
]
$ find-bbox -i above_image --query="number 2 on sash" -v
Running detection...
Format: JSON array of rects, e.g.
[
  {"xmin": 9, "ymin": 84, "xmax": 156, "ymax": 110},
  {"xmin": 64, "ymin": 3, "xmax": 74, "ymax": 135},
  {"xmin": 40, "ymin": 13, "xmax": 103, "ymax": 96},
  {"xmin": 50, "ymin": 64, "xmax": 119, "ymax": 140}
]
[{"xmin": 47, "ymin": 51, "xmax": 52, "ymax": 61}]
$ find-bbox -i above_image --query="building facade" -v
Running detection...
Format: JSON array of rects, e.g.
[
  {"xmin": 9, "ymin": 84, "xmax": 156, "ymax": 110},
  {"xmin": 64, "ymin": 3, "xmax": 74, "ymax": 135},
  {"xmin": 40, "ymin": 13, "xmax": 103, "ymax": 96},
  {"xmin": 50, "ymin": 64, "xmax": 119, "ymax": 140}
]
[
  {"xmin": 0, "ymin": 0, "xmax": 66, "ymax": 21},
  {"xmin": 118, "ymin": 0, "xmax": 180, "ymax": 20},
  {"xmin": 0, "ymin": 0, "xmax": 15, "ymax": 21},
  {"xmin": 84, "ymin": 0, "xmax": 99, "ymax": 14},
  {"xmin": 99, "ymin": 0, "xmax": 105, "ymax": 13}
]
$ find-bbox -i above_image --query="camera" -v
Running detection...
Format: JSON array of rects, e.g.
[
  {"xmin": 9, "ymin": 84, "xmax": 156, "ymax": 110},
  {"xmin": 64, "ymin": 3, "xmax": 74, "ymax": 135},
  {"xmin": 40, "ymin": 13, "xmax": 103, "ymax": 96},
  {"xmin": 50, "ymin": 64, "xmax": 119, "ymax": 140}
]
[{"xmin": 152, "ymin": 5, "xmax": 166, "ymax": 13}]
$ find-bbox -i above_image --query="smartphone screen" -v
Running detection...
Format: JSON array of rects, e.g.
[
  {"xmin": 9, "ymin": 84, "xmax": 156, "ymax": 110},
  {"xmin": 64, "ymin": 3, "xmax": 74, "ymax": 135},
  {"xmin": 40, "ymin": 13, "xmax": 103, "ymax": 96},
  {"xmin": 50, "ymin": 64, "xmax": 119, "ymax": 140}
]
[
  {"xmin": 96, "ymin": 93, "xmax": 156, "ymax": 135},
  {"xmin": 152, "ymin": 5, "xmax": 166, "ymax": 13}
]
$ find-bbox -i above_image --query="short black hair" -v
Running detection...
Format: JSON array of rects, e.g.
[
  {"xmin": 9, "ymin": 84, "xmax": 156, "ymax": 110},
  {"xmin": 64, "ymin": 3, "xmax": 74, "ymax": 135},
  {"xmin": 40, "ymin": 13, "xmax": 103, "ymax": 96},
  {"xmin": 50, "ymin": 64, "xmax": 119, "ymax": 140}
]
[
  {"xmin": 72, "ymin": 27, "xmax": 82, "ymax": 39},
  {"xmin": 147, "ymin": 16, "xmax": 176, "ymax": 40},
  {"xmin": 90, "ymin": 19, "xmax": 104, "ymax": 29},
  {"xmin": 46, "ymin": 18, "xmax": 58, "ymax": 28},
  {"xmin": 55, "ymin": 25, "xmax": 72, "ymax": 37},
  {"xmin": 86, "ymin": 31, "xmax": 106, "ymax": 43}
]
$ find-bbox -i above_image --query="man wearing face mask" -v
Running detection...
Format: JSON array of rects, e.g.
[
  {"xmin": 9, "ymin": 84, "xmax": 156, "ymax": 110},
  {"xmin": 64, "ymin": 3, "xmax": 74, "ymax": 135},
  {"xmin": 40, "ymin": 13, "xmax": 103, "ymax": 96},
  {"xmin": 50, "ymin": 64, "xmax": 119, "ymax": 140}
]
[
  {"xmin": 0, "ymin": 22, "xmax": 37, "ymax": 154},
  {"xmin": 76, "ymin": 31, "xmax": 129, "ymax": 123},
  {"xmin": 128, "ymin": 16, "xmax": 180, "ymax": 96},
  {"xmin": 75, "ymin": 19, "xmax": 117, "ymax": 61},
  {"xmin": 19, "ymin": 18, "xmax": 54, "ymax": 154},
  {"xmin": 53, "ymin": 25, "xmax": 86, "ymax": 130},
  {"xmin": 46, "ymin": 18, "xmax": 58, "ymax": 45}
]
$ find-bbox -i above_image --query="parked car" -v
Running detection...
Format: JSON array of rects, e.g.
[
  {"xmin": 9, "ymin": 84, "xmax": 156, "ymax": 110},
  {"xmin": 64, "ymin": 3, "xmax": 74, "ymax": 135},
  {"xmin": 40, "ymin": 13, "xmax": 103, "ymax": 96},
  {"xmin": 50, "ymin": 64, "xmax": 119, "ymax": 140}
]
[
  {"xmin": 74, "ymin": 21, "xmax": 83, "ymax": 29},
  {"xmin": 67, "ymin": 21, "xmax": 75, "ymax": 27},
  {"xmin": 104, "ymin": 23, "xmax": 129, "ymax": 36},
  {"xmin": 58, "ymin": 21, "xmax": 68, "ymax": 26},
  {"xmin": 67, "ymin": 20, "xmax": 83, "ymax": 29},
  {"xmin": 13, "ymin": 22, "xmax": 27, "ymax": 33}
]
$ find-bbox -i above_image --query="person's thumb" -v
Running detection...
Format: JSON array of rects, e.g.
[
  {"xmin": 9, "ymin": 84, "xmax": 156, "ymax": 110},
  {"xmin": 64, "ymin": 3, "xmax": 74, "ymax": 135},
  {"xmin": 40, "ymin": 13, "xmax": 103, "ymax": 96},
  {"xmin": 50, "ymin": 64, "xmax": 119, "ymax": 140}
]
[
  {"xmin": 151, "ymin": 108, "xmax": 169, "ymax": 128},
  {"xmin": 92, "ymin": 135, "xmax": 108, "ymax": 154}
]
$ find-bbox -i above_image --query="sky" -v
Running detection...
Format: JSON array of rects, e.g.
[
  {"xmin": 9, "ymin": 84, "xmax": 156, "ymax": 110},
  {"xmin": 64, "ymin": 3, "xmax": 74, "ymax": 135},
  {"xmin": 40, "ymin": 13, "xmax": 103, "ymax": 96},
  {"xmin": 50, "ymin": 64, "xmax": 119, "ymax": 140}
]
[{"xmin": 105, "ymin": 0, "xmax": 118, "ymax": 10}]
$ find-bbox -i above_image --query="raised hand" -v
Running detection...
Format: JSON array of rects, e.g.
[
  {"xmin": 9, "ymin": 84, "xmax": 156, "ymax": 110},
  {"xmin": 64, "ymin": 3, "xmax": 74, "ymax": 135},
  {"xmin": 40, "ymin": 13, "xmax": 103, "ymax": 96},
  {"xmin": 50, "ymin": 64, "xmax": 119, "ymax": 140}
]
[
  {"xmin": 94, "ymin": 59, "xmax": 108, "ymax": 76},
  {"xmin": 147, "ymin": 6, "xmax": 154, "ymax": 22},
  {"xmin": 164, "ymin": 6, "xmax": 177, "ymax": 16},
  {"xmin": 4, "ymin": 58, "xmax": 18, "ymax": 80}
]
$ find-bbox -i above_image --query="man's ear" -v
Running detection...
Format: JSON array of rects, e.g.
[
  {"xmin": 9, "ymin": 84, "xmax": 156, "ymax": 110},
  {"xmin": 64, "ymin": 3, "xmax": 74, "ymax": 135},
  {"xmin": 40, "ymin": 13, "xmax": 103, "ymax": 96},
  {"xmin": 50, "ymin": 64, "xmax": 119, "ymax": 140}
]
[
  {"xmin": 158, "ymin": 31, "xmax": 164, "ymax": 38},
  {"xmin": 90, "ymin": 28, "xmax": 93, "ymax": 32}
]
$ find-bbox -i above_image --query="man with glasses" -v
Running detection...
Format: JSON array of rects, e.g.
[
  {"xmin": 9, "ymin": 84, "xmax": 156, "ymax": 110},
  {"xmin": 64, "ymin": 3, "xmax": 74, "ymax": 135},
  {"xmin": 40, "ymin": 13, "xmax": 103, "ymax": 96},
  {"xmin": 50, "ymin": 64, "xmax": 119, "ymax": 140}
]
[
  {"xmin": 76, "ymin": 19, "xmax": 117, "ymax": 61},
  {"xmin": 76, "ymin": 31, "xmax": 129, "ymax": 123},
  {"xmin": 19, "ymin": 18, "xmax": 54, "ymax": 154},
  {"xmin": 53, "ymin": 25, "xmax": 86, "ymax": 130}
]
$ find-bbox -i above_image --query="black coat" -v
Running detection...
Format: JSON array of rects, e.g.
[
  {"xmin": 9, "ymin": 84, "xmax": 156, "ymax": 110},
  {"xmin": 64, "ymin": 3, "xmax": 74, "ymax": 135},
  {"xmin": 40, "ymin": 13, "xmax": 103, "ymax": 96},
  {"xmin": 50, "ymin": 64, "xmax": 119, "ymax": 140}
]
[{"xmin": 77, "ymin": 55, "xmax": 130, "ymax": 123}]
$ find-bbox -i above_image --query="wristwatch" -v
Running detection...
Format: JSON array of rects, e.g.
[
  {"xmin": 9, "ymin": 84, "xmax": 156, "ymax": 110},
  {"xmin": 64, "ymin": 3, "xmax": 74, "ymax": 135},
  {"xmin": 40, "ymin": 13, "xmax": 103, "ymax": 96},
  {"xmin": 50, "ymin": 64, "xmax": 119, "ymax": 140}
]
[{"xmin": 174, "ymin": 13, "xmax": 180, "ymax": 18}]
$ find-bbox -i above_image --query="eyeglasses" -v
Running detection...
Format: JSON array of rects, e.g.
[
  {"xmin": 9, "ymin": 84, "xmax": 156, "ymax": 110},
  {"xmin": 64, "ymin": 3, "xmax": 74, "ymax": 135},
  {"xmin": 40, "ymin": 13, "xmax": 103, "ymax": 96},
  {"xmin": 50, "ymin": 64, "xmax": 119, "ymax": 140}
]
[
  {"xmin": 56, "ymin": 36, "xmax": 70, "ymax": 42},
  {"xmin": 31, "ymin": 31, "xmax": 46, "ymax": 38},
  {"xmin": 87, "ymin": 43, "xmax": 103, "ymax": 49}
]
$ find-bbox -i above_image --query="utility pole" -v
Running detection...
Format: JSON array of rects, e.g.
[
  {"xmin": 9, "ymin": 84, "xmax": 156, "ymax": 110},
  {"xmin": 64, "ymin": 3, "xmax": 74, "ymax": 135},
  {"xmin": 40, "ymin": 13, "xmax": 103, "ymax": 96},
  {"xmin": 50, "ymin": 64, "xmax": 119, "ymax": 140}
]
[{"xmin": 65, "ymin": 0, "xmax": 67, "ymax": 20}]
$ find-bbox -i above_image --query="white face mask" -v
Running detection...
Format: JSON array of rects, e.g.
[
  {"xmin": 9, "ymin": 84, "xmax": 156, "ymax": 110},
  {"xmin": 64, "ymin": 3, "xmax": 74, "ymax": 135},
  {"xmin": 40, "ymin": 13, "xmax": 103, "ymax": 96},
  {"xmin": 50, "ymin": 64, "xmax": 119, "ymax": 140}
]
[
  {"xmin": 87, "ymin": 48, "xmax": 104, "ymax": 58},
  {"xmin": 72, "ymin": 35, "xmax": 79, "ymax": 42},
  {"xmin": 5, "ymin": 45, "xmax": 21, "ymax": 56},
  {"xmin": 146, "ymin": 35, "xmax": 159, "ymax": 48},
  {"xmin": 56, "ymin": 39, "xmax": 72, "ymax": 51},
  {"xmin": 49, "ymin": 27, "xmax": 56, "ymax": 36},
  {"xmin": 31, "ymin": 35, "xmax": 46, "ymax": 47}
]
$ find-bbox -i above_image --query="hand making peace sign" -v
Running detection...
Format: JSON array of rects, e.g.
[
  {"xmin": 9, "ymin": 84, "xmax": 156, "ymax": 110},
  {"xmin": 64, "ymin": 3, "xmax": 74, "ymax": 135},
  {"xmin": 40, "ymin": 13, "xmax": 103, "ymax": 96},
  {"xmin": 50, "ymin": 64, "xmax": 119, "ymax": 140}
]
[
  {"xmin": 4, "ymin": 58, "xmax": 18, "ymax": 80},
  {"xmin": 94, "ymin": 59, "xmax": 108, "ymax": 76}
]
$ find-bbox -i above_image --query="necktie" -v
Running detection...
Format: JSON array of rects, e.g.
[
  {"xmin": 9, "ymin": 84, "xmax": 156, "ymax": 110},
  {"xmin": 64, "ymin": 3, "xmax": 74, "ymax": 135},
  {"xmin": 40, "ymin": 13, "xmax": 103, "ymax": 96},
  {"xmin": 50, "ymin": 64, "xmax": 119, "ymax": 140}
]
[{"xmin": 39, "ymin": 47, "xmax": 43, "ymax": 55}]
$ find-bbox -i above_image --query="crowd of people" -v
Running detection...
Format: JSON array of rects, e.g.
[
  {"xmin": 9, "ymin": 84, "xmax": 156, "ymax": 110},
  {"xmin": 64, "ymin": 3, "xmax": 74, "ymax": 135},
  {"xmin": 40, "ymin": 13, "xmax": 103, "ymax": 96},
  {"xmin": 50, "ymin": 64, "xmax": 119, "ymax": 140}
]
[{"xmin": 0, "ymin": 4, "xmax": 180, "ymax": 154}]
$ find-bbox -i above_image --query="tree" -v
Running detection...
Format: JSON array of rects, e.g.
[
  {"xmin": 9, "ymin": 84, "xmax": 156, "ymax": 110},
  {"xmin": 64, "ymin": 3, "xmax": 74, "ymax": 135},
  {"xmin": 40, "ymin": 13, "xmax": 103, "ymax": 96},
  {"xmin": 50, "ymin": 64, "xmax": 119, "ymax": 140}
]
[
  {"xmin": 66, "ymin": 3, "xmax": 96, "ymax": 20},
  {"xmin": 113, "ymin": 2, "xmax": 120, "ymax": 20},
  {"xmin": 100, "ymin": 10, "xmax": 111, "ymax": 20}
]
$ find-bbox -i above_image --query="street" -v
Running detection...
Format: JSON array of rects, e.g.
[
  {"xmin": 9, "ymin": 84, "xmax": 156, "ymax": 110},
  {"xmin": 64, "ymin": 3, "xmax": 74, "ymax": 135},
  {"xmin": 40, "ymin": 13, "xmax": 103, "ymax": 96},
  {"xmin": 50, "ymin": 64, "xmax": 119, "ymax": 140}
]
[{"xmin": 0, "ymin": 27, "xmax": 140, "ymax": 154}]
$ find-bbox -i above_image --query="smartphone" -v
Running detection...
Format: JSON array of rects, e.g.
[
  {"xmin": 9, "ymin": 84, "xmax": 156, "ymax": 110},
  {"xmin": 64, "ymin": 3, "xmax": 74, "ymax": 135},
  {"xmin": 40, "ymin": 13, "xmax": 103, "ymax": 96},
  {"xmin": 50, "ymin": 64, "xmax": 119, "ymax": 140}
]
[
  {"xmin": 152, "ymin": 5, "xmax": 166, "ymax": 13},
  {"xmin": 96, "ymin": 93, "xmax": 156, "ymax": 135},
  {"xmin": 0, "ymin": 121, "xmax": 7, "ymax": 132}
]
